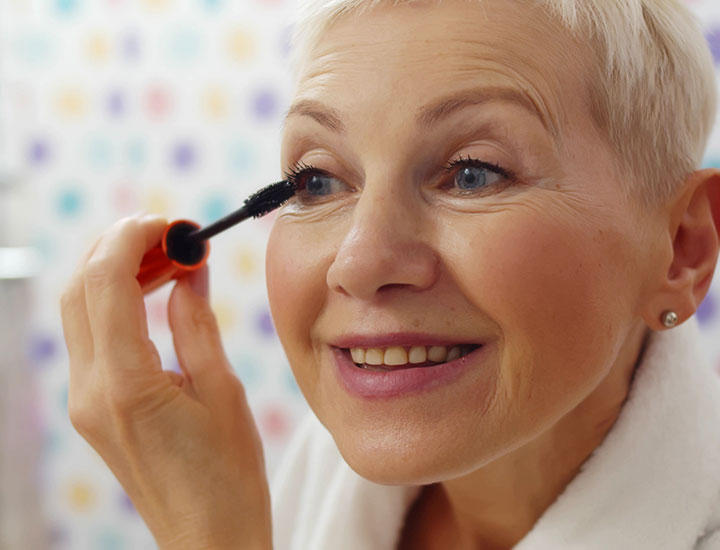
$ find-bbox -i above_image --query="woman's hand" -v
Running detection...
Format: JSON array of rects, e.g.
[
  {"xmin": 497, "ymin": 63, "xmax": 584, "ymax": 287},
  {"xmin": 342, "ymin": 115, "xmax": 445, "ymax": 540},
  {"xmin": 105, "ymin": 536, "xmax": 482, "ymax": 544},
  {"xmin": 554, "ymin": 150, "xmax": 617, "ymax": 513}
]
[{"xmin": 59, "ymin": 213, "xmax": 272, "ymax": 550}]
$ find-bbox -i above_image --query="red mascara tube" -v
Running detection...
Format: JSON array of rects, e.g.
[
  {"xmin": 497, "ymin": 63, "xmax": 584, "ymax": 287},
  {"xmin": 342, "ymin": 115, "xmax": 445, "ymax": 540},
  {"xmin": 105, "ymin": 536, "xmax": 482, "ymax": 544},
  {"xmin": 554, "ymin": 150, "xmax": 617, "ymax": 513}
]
[{"xmin": 137, "ymin": 219, "xmax": 210, "ymax": 295}]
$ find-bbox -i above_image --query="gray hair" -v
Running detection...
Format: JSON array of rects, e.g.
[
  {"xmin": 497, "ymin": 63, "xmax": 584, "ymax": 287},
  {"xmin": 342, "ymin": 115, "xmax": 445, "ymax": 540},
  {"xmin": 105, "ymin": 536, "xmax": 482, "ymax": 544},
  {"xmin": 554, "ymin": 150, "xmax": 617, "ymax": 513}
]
[{"xmin": 286, "ymin": 0, "xmax": 718, "ymax": 211}]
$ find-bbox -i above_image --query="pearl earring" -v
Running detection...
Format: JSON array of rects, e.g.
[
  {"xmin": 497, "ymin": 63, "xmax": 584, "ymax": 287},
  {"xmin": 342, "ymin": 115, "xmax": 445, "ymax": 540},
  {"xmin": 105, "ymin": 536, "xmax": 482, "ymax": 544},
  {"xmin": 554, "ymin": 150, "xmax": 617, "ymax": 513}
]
[{"xmin": 661, "ymin": 311, "xmax": 678, "ymax": 328}]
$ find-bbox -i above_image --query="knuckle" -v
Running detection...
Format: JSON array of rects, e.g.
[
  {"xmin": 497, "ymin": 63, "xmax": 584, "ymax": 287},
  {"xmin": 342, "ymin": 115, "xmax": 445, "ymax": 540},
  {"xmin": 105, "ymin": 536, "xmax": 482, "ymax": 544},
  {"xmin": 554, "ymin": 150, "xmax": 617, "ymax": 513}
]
[
  {"xmin": 68, "ymin": 399, "xmax": 99, "ymax": 435},
  {"xmin": 191, "ymin": 307, "xmax": 219, "ymax": 332}
]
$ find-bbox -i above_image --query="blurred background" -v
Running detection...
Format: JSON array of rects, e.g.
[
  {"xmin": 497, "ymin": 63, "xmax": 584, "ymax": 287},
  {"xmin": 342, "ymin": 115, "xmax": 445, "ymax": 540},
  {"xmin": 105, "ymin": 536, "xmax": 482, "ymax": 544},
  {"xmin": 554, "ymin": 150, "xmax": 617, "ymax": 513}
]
[{"xmin": 0, "ymin": 0, "xmax": 719, "ymax": 548}]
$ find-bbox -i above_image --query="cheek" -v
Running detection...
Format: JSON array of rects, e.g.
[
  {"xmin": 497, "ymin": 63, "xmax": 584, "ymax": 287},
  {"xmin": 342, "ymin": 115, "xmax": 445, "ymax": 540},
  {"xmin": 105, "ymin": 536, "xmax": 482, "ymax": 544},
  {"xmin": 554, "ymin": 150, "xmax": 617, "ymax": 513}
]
[
  {"xmin": 265, "ymin": 220, "xmax": 332, "ymax": 402},
  {"xmin": 451, "ymin": 209, "xmax": 635, "ymax": 414}
]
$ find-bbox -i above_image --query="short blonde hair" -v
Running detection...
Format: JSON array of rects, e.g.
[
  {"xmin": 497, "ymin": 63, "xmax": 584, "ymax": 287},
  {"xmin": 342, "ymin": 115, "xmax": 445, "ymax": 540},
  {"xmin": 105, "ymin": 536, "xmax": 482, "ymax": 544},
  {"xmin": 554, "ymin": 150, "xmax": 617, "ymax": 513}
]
[{"xmin": 286, "ymin": 0, "xmax": 718, "ymax": 211}]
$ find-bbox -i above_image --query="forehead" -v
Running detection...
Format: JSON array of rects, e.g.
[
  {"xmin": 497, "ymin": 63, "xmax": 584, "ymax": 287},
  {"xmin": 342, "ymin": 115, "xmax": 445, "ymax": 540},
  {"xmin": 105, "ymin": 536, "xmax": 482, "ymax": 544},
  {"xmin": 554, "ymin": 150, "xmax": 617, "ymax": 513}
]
[{"xmin": 284, "ymin": 0, "xmax": 591, "ymax": 146}]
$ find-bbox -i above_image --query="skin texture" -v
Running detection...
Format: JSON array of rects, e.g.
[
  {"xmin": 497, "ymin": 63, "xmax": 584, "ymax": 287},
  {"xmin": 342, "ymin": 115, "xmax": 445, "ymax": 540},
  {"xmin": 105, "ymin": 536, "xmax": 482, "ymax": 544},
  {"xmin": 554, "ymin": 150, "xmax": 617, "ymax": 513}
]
[{"xmin": 266, "ymin": 0, "xmax": 720, "ymax": 548}]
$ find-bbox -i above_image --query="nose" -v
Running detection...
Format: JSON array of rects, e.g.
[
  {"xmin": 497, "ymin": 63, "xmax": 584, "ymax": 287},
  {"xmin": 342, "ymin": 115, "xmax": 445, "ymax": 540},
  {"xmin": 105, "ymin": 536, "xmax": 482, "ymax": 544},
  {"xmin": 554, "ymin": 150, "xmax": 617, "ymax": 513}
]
[{"xmin": 325, "ymin": 177, "xmax": 441, "ymax": 300}]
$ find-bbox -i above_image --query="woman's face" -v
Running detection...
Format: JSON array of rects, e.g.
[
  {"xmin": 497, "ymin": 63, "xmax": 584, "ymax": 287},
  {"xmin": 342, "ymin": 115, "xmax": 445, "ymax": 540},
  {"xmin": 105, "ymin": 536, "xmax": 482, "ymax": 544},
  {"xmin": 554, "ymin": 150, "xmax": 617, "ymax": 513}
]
[{"xmin": 266, "ymin": 0, "xmax": 664, "ymax": 484}]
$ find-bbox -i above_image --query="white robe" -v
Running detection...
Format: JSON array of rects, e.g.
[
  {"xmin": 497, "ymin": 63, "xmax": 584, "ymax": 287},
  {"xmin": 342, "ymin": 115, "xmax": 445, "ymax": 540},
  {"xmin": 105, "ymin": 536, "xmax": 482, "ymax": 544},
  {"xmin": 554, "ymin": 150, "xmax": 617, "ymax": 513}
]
[{"xmin": 270, "ymin": 316, "xmax": 720, "ymax": 549}]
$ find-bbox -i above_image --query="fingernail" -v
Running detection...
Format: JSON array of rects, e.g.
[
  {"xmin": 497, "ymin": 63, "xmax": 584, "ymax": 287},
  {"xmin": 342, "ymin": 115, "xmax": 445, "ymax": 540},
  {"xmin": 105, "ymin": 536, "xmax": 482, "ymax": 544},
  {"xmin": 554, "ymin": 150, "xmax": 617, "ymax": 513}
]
[{"xmin": 188, "ymin": 265, "xmax": 209, "ymax": 299}]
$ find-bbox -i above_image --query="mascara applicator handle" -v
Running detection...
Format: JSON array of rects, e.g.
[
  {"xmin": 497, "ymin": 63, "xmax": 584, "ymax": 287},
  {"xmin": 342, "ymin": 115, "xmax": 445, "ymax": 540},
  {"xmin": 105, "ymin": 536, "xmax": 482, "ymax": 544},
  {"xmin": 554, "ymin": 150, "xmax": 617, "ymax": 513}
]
[{"xmin": 137, "ymin": 219, "xmax": 210, "ymax": 295}]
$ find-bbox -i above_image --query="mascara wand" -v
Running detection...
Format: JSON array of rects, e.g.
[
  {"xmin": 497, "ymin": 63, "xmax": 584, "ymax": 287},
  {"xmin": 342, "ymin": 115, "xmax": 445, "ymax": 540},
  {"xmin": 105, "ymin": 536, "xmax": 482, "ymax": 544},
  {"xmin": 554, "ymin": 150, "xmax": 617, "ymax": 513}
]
[{"xmin": 136, "ymin": 180, "xmax": 296, "ymax": 295}]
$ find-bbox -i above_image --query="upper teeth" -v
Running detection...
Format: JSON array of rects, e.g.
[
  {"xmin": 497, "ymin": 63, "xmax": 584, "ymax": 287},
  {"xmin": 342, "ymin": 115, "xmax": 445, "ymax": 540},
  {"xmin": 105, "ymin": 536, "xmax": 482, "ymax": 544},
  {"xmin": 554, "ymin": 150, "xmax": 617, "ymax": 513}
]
[{"xmin": 349, "ymin": 345, "xmax": 475, "ymax": 366}]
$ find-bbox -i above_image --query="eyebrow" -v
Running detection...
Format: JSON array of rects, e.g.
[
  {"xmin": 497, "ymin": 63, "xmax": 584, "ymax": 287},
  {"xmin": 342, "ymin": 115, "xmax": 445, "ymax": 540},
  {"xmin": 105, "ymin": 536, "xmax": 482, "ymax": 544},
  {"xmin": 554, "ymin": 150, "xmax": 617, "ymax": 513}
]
[{"xmin": 282, "ymin": 86, "xmax": 555, "ymax": 137}]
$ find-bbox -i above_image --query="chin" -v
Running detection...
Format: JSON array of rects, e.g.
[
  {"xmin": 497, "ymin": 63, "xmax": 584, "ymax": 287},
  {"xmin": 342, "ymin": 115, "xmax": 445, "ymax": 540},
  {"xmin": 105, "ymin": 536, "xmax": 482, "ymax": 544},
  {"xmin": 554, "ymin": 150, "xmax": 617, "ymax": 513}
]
[{"xmin": 332, "ymin": 429, "xmax": 481, "ymax": 486}]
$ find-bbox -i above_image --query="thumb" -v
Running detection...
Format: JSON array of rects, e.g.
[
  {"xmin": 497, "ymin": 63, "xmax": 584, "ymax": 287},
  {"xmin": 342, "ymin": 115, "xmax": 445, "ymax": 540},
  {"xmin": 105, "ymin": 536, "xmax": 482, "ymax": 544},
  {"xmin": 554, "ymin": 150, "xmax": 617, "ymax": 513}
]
[{"xmin": 168, "ymin": 264, "xmax": 233, "ymax": 401}]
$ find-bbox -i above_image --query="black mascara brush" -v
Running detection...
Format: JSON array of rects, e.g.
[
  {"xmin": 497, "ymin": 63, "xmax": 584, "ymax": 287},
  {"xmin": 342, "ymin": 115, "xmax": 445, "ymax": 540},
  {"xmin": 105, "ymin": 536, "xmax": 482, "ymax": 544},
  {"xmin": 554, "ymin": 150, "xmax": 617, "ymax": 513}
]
[{"xmin": 136, "ymin": 180, "xmax": 296, "ymax": 295}]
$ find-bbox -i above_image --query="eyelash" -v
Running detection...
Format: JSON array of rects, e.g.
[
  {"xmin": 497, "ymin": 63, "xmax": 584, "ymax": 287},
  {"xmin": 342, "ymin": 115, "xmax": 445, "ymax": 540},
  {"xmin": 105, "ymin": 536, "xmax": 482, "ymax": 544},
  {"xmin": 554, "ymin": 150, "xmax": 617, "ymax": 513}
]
[{"xmin": 282, "ymin": 155, "xmax": 517, "ymax": 201}]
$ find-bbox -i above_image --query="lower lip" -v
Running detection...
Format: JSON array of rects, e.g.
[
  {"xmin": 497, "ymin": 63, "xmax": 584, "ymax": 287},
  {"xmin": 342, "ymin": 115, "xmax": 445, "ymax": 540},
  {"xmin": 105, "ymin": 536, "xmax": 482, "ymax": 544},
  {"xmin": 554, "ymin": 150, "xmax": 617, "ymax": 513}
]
[{"xmin": 332, "ymin": 345, "xmax": 489, "ymax": 399}]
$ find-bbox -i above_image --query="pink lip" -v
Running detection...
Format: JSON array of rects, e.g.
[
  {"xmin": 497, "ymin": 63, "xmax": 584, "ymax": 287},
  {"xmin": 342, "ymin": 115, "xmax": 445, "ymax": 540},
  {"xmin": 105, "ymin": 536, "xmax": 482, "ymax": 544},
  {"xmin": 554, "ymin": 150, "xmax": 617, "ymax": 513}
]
[
  {"xmin": 332, "ymin": 344, "xmax": 490, "ymax": 399},
  {"xmin": 330, "ymin": 332, "xmax": 484, "ymax": 349}
]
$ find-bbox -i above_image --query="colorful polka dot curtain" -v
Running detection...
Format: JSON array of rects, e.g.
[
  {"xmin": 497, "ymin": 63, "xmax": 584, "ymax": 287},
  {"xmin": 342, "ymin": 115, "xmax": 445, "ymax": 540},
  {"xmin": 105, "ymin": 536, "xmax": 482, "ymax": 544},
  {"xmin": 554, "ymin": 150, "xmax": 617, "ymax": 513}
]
[{"xmin": 1, "ymin": 0, "xmax": 720, "ymax": 549}]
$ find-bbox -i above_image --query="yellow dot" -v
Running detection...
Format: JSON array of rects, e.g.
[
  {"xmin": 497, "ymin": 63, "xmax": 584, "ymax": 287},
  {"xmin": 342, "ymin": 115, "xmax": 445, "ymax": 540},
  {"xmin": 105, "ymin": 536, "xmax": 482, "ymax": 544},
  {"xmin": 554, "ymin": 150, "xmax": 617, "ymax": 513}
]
[
  {"xmin": 234, "ymin": 247, "xmax": 257, "ymax": 279},
  {"xmin": 86, "ymin": 33, "xmax": 110, "ymax": 62},
  {"xmin": 203, "ymin": 87, "xmax": 227, "ymax": 118},
  {"xmin": 143, "ymin": 0, "xmax": 171, "ymax": 10},
  {"xmin": 67, "ymin": 480, "xmax": 96, "ymax": 512},
  {"xmin": 56, "ymin": 88, "xmax": 87, "ymax": 118},
  {"xmin": 142, "ymin": 190, "xmax": 172, "ymax": 217},
  {"xmin": 227, "ymin": 28, "xmax": 255, "ymax": 62},
  {"xmin": 212, "ymin": 300, "xmax": 235, "ymax": 332}
]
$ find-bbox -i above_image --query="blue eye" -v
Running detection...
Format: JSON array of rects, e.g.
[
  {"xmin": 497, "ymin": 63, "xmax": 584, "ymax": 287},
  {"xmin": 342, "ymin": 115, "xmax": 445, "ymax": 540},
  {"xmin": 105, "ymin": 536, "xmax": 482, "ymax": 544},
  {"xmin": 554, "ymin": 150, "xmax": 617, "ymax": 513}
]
[
  {"xmin": 283, "ymin": 161, "xmax": 349, "ymax": 202},
  {"xmin": 283, "ymin": 155, "xmax": 515, "ymax": 204},
  {"xmin": 441, "ymin": 154, "xmax": 513, "ymax": 194},
  {"xmin": 304, "ymin": 173, "xmax": 341, "ymax": 195}
]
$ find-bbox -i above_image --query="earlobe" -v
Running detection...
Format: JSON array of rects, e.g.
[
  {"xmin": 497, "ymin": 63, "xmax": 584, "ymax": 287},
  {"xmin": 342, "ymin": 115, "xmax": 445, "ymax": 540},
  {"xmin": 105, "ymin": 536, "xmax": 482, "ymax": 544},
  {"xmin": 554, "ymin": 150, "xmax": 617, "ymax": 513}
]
[{"xmin": 646, "ymin": 169, "xmax": 720, "ymax": 330}]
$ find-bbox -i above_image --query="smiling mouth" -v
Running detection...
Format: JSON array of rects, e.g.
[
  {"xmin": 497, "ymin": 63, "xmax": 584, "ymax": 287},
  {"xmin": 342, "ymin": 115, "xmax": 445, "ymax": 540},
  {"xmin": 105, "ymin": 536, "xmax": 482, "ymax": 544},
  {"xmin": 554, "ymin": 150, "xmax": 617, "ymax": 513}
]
[{"xmin": 339, "ymin": 344, "xmax": 482, "ymax": 371}]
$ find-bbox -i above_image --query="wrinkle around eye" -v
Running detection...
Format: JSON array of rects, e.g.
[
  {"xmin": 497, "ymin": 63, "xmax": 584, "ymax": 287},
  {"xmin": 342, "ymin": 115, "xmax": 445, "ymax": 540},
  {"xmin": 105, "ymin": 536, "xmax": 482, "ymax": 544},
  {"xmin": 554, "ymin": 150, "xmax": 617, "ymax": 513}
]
[{"xmin": 276, "ymin": 197, "xmax": 355, "ymax": 222}]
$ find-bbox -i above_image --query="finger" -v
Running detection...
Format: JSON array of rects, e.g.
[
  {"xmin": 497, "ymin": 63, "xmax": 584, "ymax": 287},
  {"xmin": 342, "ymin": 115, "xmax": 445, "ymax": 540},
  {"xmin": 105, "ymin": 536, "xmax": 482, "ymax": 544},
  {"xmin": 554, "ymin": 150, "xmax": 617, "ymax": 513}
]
[
  {"xmin": 84, "ymin": 214, "xmax": 168, "ymax": 368},
  {"xmin": 60, "ymin": 230, "xmax": 110, "ymax": 377},
  {"xmin": 167, "ymin": 264, "xmax": 236, "ymax": 402}
]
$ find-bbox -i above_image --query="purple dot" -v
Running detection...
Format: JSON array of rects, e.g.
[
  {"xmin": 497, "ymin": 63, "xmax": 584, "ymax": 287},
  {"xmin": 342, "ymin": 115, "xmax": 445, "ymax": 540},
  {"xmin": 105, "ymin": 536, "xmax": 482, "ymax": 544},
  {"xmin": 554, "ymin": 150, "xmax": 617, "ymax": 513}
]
[
  {"xmin": 707, "ymin": 27, "xmax": 720, "ymax": 65},
  {"xmin": 172, "ymin": 142, "xmax": 196, "ymax": 171},
  {"xmin": 253, "ymin": 89, "xmax": 277, "ymax": 119},
  {"xmin": 279, "ymin": 25, "xmax": 292, "ymax": 58},
  {"xmin": 119, "ymin": 491, "xmax": 136, "ymax": 514},
  {"xmin": 107, "ymin": 89, "xmax": 125, "ymax": 117},
  {"xmin": 697, "ymin": 293, "xmax": 716, "ymax": 324},
  {"xmin": 27, "ymin": 139, "xmax": 50, "ymax": 165},
  {"xmin": 49, "ymin": 524, "xmax": 67, "ymax": 546},
  {"xmin": 121, "ymin": 30, "xmax": 141, "ymax": 60},
  {"xmin": 257, "ymin": 308, "xmax": 275, "ymax": 337},
  {"xmin": 28, "ymin": 333, "xmax": 56, "ymax": 365}
]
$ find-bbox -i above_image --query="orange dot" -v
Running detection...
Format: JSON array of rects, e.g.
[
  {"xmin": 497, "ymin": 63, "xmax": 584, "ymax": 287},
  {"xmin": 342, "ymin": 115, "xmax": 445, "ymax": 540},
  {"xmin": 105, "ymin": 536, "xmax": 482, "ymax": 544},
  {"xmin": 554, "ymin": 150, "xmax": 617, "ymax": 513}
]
[
  {"xmin": 56, "ymin": 88, "xmax": 87, "ymax": 118},
  {"xmin": 67, "ymin": 480, "xmax": 96, "ymax": 512},
  {"xmin": 234, "ymin": 247, "xmax": 257, "ymax": 279},
  {"xmin": 227, "ymin": 28, "xmax": 255, "ymax": 62},
  {"xmin": 87, "ymin": 33, "xmax": 110, "ymax": 61},
  {"xmin": 203, "ymin": 87, "xmax": 227, "ymax": 118},
  {"xmin": 213, "ymin": 300, "xmax": 235, "ymax": 332}
]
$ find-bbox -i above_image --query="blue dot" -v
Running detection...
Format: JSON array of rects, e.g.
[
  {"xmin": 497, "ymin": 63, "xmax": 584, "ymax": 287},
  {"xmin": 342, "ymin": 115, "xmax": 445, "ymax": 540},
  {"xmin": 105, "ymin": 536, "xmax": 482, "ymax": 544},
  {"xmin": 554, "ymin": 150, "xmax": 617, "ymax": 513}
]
[
  {"xmin": 60, "ymin": 384, "xmax": 68, "ymax": 415},
  {"xmin": 87, "ymin": 137, "xmax": 113, "ymax": 169},
  {"xmin": 94, "ymin": 530, "xmax": 123, "ymax": 550},
  {"xmin": 125, "ymin": 139, "xmax": 146, "ymax": 167},
  {"xmin": 284, "ymin": 368, "xmax": 301, "ymax": 395},
  {"xmin": 55, "ymin": 0, "xmax": 80, "ymax": 14},
  {"xmin": 232, "ymin": 353, "xmax": 263, "ymax": 388},
  {"xmin": 57, "ymin": 187, "xmax": 84, "ymax": 217},
  {"xmin": 201, "ymin": 195, "xmax": 228, "ymax": 224},
  {"xmin": 14, "ymin": 33, "xmax": 53, "ymax": 64},
  {"xmin": 202, "ymin": 0, "xmax": 223, "ymax": 9},
  {"xmin": 169, "ymin": 29, "xmax": 202, "ymax": 62},
  {"xmin": 43, "ymin": 430, "xmax": 63, "ymax": 454},
  {"xmin": 228, "ymin": 140, "xmax": 256, "ymax": 175}
]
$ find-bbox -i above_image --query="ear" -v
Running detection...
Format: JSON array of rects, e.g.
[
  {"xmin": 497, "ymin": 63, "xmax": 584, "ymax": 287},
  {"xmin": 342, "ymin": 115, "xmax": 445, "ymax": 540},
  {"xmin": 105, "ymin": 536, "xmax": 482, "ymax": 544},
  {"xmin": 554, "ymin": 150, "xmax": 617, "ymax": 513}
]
[{"xmin": 643, "ymin": 168, "xmax": 720, "ymax": 330}]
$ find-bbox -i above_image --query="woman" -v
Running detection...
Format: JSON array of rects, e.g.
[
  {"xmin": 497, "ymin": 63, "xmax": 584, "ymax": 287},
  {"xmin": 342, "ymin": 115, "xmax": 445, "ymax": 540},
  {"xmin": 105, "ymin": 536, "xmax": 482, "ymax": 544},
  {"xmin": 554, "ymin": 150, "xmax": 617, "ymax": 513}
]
[{"xmin": 60, "ymin": 0, "xmax": 720, "ymax": 548}]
